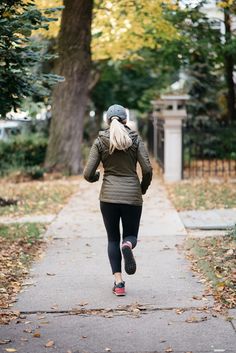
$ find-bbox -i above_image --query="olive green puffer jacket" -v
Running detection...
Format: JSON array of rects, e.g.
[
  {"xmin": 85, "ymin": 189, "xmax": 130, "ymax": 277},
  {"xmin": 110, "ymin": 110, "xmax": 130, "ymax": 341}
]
[{"xmin": 83, "ymin": 126, "xmax": 152, "ymax": 206}]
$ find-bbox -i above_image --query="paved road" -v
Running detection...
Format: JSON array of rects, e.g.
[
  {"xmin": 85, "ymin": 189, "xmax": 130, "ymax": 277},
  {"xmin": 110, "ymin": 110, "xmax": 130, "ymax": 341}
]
[{"xmin": 1, "ymin": 177, "xmax": 235, "ymax": 353}]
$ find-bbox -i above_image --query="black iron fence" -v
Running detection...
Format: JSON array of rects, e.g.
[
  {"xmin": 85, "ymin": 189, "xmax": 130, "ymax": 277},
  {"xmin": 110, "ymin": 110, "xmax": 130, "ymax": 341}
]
[
  {"xmin": 156, "ymin": 119, "xmax": 165, "ymax": 170},
  {"xmin": 147, "ymin": 116, "xmax": 165, "ymax": 170},
  {"xmin": 182, "ymin": 122, "xmax": 236, "ymax": 178}
]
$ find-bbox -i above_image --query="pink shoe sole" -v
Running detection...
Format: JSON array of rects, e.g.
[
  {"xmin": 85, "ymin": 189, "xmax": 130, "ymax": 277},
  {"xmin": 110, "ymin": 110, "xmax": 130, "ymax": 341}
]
[{"xmin": 113, "ymin": 289, "xmax": 126, "ymax": 296}]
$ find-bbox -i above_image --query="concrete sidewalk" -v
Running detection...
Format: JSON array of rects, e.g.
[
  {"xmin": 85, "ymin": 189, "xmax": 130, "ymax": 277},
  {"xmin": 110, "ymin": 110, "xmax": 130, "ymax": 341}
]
[
  {"xmin": 179, "ymin": 209, "xmax": 236, "ymax": 230},
  {"xmin": 1, "ymin": 177, "xmax": 236, "ymax": 353}
]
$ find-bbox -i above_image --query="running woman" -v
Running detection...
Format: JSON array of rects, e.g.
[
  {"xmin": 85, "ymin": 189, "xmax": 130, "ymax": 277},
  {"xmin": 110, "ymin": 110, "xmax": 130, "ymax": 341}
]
[{"xmin": 84, "ymin": 104, "xmax": 152, "ymax": 296}]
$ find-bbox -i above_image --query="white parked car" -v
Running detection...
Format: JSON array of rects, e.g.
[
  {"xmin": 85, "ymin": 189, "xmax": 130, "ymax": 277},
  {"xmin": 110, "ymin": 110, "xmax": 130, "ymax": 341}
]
[{"xmin": 0, "ymin": 121, "xmax": 21, "ymax": 141}]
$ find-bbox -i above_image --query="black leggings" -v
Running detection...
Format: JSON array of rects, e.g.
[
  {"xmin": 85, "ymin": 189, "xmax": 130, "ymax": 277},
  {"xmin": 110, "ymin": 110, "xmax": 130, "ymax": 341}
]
[{"xmin": 100, "ymin": 201, "xmax": 142, "ymax": 274}]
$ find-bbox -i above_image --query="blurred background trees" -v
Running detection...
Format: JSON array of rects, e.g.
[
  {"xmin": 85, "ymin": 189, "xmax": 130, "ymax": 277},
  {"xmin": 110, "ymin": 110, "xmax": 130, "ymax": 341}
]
[{"xmin": 0, "ymin": 0, "xmax": 235, "ymax": 175}]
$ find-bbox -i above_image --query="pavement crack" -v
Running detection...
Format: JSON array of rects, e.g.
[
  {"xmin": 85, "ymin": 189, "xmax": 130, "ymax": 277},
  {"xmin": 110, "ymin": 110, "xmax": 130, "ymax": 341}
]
[
  {"xmin": 19, "ymin": 304, "xmax": 214, "ymax": 318},
  {"xmin": 230, "ymin": 320, "xmax": 236, "ymax": 333}
]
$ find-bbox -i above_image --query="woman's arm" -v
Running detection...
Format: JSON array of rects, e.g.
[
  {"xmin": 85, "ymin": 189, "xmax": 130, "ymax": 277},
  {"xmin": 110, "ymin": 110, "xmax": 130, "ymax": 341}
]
[
  {"xmin": 83, "ymin": 140, "xmax": 101, "ymax": 183},
  {"xmin": 137, "ymin": 138, "xmax": 153, "ymax": 194}
]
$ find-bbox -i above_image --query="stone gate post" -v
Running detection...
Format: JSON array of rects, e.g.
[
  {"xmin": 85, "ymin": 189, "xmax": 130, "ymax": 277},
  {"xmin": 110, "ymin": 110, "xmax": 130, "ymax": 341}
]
[{"xmin": 153, "ymin": 95, "xmax": 189, "ymax": 182}]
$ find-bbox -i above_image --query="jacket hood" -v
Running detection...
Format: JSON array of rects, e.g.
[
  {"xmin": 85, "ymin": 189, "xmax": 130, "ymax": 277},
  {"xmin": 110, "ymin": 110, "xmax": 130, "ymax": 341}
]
[{"xmin": 98, "ymin": 126, "xmax": 139, "ymax": 149}]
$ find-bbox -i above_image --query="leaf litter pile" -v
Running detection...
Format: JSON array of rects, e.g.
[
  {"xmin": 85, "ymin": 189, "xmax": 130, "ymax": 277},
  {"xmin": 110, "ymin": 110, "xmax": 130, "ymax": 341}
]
[
  {"xmin": 0, "ymin": 223, "xmax": 47, "ymax": 324},
  {"xmin": 166, "ymin": 179, "xmax": 236, "ymax": 211},
  {"xmin": 185, "ymin": 232, "xmax": 236, "ymax": 309}
]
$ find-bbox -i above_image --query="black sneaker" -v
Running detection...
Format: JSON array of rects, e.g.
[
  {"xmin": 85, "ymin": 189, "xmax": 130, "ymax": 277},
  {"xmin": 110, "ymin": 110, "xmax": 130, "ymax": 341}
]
[
  {"xmin": 112, "ymin": 281, "xmax": 126, "ymax": 296},
  {"xmin": 122, "ymin": 243, "xmax": 136, "ymax": 275}
]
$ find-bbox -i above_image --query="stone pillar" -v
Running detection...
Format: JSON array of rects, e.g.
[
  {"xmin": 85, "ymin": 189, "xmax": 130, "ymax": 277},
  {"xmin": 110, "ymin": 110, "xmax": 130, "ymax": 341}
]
[
  {"xmin": 153, "ymin": 95, "xmax": 189, "ymax": 182},
  {"xmin": 164, "ymin": 114, "xmax": 184, "ymax": 182}
]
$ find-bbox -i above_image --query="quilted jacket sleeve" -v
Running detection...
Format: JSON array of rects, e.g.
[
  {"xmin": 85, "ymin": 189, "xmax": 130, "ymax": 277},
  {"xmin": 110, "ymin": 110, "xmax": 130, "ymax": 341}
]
[
  {"xmin": 137, "ymin": 137, "xmax": 153, "ymax": 194},
  {"xmin": 83, "ymin": 140, "xmax": 101, "ymax": 183}
]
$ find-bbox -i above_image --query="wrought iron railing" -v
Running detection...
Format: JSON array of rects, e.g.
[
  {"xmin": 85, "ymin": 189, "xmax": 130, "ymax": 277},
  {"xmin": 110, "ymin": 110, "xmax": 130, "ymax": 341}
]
[{"xmin": 182, "ymin": 122, "xmax": 236, "ymax": 178}]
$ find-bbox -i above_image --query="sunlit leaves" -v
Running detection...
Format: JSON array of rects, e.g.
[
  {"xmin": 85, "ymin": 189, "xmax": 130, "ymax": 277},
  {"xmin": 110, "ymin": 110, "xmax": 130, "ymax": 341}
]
[
  {"xmin": 92, "ymin": 0, "xmax": 177, "ymax": 60},
  {"xmin": 217, "ymin": 0, "xmax": 235, "ymax": 9},
  {"xmin": 34, "ymin": 0, "xmax": 62, "ymax": 37}
]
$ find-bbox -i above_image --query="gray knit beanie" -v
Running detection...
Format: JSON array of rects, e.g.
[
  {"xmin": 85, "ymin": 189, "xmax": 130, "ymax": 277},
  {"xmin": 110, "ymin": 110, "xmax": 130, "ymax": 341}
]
[{"xmin": 106, "ymin": 104, "xmax": 127, "ymax": 122}]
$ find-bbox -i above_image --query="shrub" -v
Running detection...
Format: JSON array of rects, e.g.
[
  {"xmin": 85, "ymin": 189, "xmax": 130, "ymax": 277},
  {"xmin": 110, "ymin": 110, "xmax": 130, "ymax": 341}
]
[{"xmin": 0, "ymin": 134, "xmax": 48, "ymax": 176}]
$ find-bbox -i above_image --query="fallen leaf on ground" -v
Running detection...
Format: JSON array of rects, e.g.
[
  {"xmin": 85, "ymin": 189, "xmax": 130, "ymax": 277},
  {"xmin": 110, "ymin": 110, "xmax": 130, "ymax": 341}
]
[
  {"xmin": 33, "ymin": 332, "xmax": 41, "ymax": 338},
  {"xmin": 45, "ymin": 340, "xmax": 54, "ymax": 348},
  {"xmin": 104, "ymin": 313, "xmax": 113, "ymax": 318},
  {"xmin": 185, "ymin": 316, "xmax": 207, "ymax": 323},
  {"xmin": 78, "ymin": 301, "xmax": 88, "ymax": 306},
  {"xmin": 0, "ymin": 340, "xmax": 11, "ymax": 345},
  {"xmin": 175, "ymin": 309, "xmax": 184, "ymax": 315},
  {"xmin": 5, "ymin": 349, "xmax": 17, "ymax": 352},
  {"xmin": 51, "ymin": 304, "xmax": 59, "ymax": 310},
  {"xmin": 192, "ymin": 295, "xmax": 203, "ymax": 300},
  {"xmin": 165, "ymin": 347, "xmax": 173, "ymax": 352}
]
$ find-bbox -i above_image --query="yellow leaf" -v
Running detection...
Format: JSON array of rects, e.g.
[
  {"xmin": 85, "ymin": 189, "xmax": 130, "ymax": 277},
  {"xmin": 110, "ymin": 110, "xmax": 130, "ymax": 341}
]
[
  {"xmin": 217, "ymin": 282, "xmax": 225, "ymax": 287},
  {"xmin": 216, "ymin": 273, "xmax": 223, "ymax": 279}
]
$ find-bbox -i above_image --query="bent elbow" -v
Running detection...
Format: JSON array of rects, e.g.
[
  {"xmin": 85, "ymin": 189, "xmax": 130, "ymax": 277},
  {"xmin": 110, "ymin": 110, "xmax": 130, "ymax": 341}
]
[
  {"xmin": 83, "ymin": 169, "xmax": 100, "ymax": 183},
  {"xmin": 83, "ymin": 168, "xmax": 90, "ymax": 182},
  {"xmin": 144, "ymin": 166, "xmax": 153, "ymax": 179}
]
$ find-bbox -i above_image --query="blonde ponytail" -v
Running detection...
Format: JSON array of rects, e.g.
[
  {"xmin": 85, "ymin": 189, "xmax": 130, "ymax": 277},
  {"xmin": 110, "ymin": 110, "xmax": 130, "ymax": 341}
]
[{"xmin": 109, "ymin": 117, "xmax": 132, "ymax": 154}]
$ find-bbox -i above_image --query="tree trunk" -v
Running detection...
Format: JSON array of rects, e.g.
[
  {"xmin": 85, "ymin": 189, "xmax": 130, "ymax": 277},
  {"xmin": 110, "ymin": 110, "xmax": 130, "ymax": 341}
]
[
  {"xmin": 45, "ymin": 0, "xmax": 93, "ymax": 174},
  {"xmin": 224, "ymin": 8, "xmax": 236, "ymax": 123}
]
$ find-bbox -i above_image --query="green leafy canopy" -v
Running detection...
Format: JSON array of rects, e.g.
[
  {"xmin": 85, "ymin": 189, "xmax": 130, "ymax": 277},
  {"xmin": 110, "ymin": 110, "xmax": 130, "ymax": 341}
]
[{"xmin": 0, "ymin": 0, "xmax": 63, "ymax": 117}]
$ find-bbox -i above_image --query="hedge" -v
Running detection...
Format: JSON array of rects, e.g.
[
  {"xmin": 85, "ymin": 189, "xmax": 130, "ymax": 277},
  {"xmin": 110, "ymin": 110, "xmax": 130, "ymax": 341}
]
[{"xmin": 0, "ymin": 134, "xmax": 48, "ymax": 176}]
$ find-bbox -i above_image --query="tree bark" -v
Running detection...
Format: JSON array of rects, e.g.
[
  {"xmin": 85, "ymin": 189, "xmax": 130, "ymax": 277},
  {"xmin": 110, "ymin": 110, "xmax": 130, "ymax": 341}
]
[
  {"xmin": 224, "ymin": 8, "xmax": 236, "ymax": 123},
  {"xmin": 46, "ymin": 0, "xmax": 93, "ymax": 174}
]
